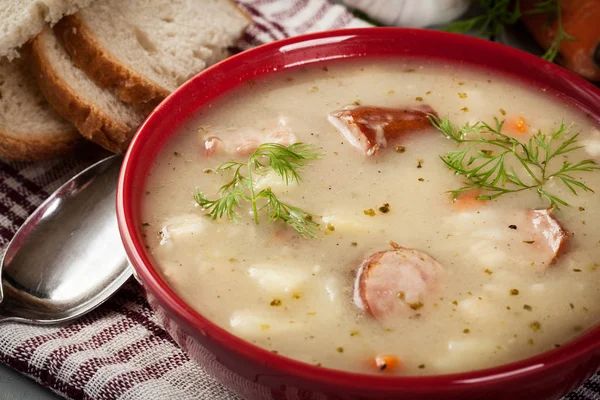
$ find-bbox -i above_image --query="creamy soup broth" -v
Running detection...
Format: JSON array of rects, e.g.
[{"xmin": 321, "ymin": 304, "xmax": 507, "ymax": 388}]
[{"xmin": 142, "ymin": 59, "xmax": 600, "ymax": 375}]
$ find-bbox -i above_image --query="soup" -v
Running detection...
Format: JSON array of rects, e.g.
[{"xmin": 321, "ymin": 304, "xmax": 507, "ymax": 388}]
[{"xmin": 141, "ymin": 59, "xmax": 600, "ymax": 375}]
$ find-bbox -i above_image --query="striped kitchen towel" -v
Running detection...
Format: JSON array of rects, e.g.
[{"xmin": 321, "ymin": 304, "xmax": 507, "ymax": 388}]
[{"xmin": 0, "ymin": 0, "xmax": 597, "ymax": 399}]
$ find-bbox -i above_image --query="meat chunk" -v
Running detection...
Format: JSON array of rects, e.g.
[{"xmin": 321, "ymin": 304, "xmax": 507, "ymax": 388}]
[
  {"xmin": 442, "ymin": 208, "xmax": 570, "ymax": 270},
  {"xmin": 203, "ymin": 117, "xmax": 297, "ymax": 157},
  {"xmin": 328, "ymin": 105, "xmax": 437, "ymax": 155},
  {"xmin": 526, "ymin": 208, "xmax": 569, "ymax": 266},
  {"xmin": 158, "ymin": 214, "xmax": 207, "ymax": 246},
  {"xmin": 354, "ymin": 245, "xmax": 444, "ymax": 320}
]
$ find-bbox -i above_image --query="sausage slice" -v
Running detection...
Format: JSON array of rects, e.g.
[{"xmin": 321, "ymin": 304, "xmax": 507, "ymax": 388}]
[
  {"xmin": 354, "ymin": 245, "xmax": 443, "ymax": 320},
  {"xmin": 328, "ymin": 105, "xmax": 438, "ymax": 155},
  {"xmin": 526, "ymin": 208, "xmax": 569, "ymax": 266}
]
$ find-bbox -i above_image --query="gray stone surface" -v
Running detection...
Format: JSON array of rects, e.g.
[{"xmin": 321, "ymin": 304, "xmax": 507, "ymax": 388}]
[{"xmin": 0, "ymin": 364, "xmax": 60, "ymax": 400}]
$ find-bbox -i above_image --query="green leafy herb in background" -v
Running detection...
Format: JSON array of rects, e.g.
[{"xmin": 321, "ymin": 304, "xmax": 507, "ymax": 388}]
[
  {"xmin": 194, "ymin": 143, "xmax": 323, "ymax": 238},
  {"xmin": 429, "ymin": 115, "xmax": 599, "ymax": 208},
  {"xmin": 443, "ymin": 0, "xmax": 521, "ymax": 39},
  {"xmin": 443, "ymin": 0, "xmax": 574, "ymax": 62}
]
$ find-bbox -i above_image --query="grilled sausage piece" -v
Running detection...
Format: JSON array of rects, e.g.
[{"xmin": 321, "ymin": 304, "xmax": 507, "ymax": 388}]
[
  {"xmin": 328, "ymin": 105, "xmax": 437, "ymax": 155},
  {"xmin": 354, "ymin": 246, "xmax": 444, "ymax": 320}
]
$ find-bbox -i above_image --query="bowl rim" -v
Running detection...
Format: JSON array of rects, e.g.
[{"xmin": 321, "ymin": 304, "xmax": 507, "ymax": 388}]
[{"xmin": 117, "ymin": 27, "xmax": 600, "ymax": 392}]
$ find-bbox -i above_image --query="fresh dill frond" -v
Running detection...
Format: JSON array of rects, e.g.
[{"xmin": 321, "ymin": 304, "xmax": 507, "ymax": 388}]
[
  {"xmin": 429, "ymin": 114, "xmax": 599, "ymax": 209},
  {"xmin": 442, "ymin": 0, "xmax": 573, "ymax": 62},
  {"xmin": 251, "ymin": 142, "xmax": 323, "ymax": 185},
  {"xmin": 194, "ymin": 142, "xmax": 323, "ymax": 238},
  {"xmin": 257, "ymin": 188, "xmax": 321, "ymax": 239},
  {"xmin": 194, "ymin": 183, "xmax": 247, "ymax": 222},
  {"xmin": 526, "ymin": 0, "xmax": 556, "ymax": 14},
  {"xmin": 443, "ymin": 0, "xmax": 520, "ymax": 40}
]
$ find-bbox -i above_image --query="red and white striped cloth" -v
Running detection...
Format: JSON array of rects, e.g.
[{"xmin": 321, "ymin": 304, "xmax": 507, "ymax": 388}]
[{"xmin": 0, "ymin": 1, "xmax": 597, "ymax": 399}]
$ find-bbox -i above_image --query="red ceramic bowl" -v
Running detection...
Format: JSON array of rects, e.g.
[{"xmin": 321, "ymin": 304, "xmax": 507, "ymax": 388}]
[{"xmin": 117, "ymin": 28, "xmax": 600, "ymax": 400}]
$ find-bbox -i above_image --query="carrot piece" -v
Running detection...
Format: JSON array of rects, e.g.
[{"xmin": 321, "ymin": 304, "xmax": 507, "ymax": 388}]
[
  {"xmin": 520, "ymin": 0, "xmax": 600, "ymax": 82},
  {"xmin": 372, "ymin": 354, "xmax": 402, "ymax": 372},
  {"xmin": 510, "ymin": 116, "xmax": 528, "ymax": 134},
  {"xmin": 452, "ymin": 190, "xmax": 485, "ymax": 211}
]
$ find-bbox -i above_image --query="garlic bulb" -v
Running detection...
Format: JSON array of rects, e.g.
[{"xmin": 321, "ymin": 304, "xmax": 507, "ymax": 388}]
[{"xmin": 342, "ymin": 0, "xmax": 470, "ymax": 28}]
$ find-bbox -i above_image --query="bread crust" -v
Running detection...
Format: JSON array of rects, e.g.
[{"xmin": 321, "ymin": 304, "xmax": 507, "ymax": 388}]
[
  {"xmin": 0, "ymin": 48, "xmax": 79, "ymax": 161},
  {"xmin": 0, "ymin": 0, "xmax": 94, "ymax": 60},
  {"xmin": 30, "ymin": 30, "xmax": 135, "ymax": 153},
  {"xmin": 0, "ymin": 128, "xmax": 79, "ymax": 161},
  {"xmin": 228, "ymin": 0, "xmax": 254, "ymax": 27},
  {"xmin": 54, "ymin": 1, "xmax": 251, "ymax": 108},
  {"xmin": 54, "ymin": 14, "xmax": 168, "ymax": 108}
]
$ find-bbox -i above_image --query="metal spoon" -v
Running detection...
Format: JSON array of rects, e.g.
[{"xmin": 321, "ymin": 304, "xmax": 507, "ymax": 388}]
[{"xmin": 0, "ymin": 155, "xmax": 131, "ymax": 324}]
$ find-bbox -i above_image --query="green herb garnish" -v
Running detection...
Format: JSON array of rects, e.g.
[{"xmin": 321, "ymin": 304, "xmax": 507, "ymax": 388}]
[
  {"xmin": 194, "ymin": 142, "xmax": 322, "ymax": 238},
  {"xmin": 443, "ymin": 0, "xmax": 574, "ymax": 62},
  {"xmin": 429, "ymin": 115, "xmax": 599, "ymax": 209}
]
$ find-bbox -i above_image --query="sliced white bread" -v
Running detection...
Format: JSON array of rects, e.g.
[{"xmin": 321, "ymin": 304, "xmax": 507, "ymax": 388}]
[
  {"xmin": 54, "ymin": 0, "xmax": 250, "ymax": 107},
  {"xmin": 0, "ymin": 54, "xmax": 79, "ymax": 160},
  {"xmin": 30, "ymin": 27, "xmax": 144, "ymax": 153},
  {"xmin": 0, "ymin": 0, "xmax": 94, "ymax": 60}
]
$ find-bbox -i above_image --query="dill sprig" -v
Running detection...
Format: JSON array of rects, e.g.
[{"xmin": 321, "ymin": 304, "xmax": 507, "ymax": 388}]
[
  {"xmin": 194, "ymin": 142, "xmax": 323, "ymax": 238},
  {"xmin": 429, "ymin": 115, "xmax": 599, "ymax": 209},
  {"xmin": 537, "ymin": 1, "xmax": 575, "ymax": 62},
  {"xmin": 443, "ymin": 0, "xmax": 574, "ymax": 62},
  {"xmin": 443, "ymin": 0, "xmax": 521, "ymax": 40}
]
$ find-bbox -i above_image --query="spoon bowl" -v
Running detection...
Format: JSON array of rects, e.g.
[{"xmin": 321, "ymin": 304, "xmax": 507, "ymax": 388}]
[{"xmin": 0, "ymin": 155, "xmax": 130, "ymax": 324}]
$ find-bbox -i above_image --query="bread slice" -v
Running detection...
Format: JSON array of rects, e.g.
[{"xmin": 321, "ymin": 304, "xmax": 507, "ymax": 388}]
[
  {"xmin": 0, "ymin": 54, "xmax": 79, "ymax": 161},
  {"xmin": 54, "ymin": 0, "xmax": 250, "ymax": 108},
  {"xmin": 30, "ymin": 27, "xmax": 144, "ymax": 153},
  {"xmin": 0, "ymin": 0, "xmax": 94, "ymax": 60}
]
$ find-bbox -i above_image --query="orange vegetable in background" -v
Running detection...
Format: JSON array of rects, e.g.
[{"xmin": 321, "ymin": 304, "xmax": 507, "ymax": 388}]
[{"xmin": 520, "ymin": 0, "xmax": 600, "ymax": 81}]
